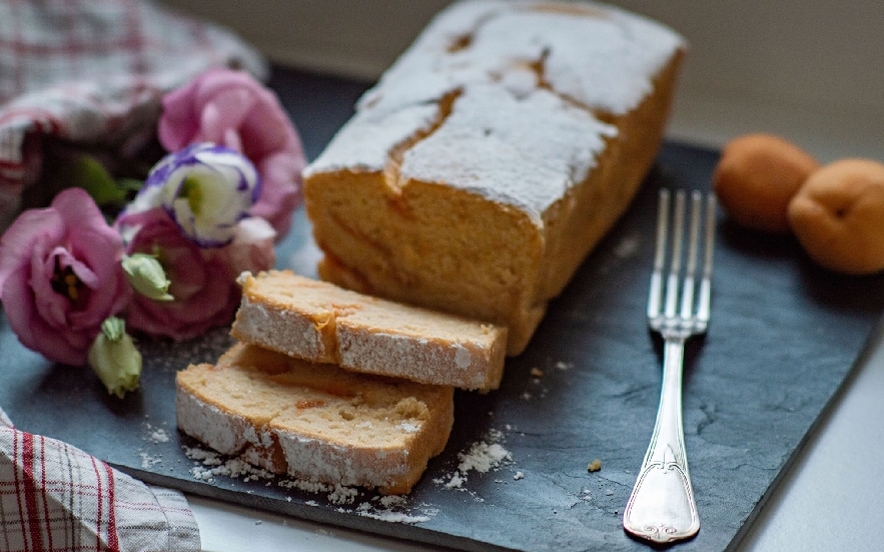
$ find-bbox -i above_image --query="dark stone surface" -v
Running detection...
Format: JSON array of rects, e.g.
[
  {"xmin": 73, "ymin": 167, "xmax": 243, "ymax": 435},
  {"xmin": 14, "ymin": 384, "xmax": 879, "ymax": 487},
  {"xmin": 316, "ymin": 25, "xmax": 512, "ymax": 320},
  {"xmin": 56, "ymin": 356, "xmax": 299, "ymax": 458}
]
[{"xmin": 2, "ymin": 68, "xmax": 883, "ymax": 551}]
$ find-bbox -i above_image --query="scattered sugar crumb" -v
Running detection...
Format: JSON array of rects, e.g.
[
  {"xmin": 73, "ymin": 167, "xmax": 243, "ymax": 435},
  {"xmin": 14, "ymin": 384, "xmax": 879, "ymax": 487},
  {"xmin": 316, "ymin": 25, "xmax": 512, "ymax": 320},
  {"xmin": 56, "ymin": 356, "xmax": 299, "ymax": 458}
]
[
  {"xmin": 605, "ymin": 489, "xmax": 613, "ymax": 496},
  {"xmin": 587, "ymin": 459, "xmax": 602, "ymax": 472},
  {"xmin": 328, "ymin": 485, "xmax": 359, "ymax": 505},
  {"xmin": 458, "ymin": 442, "xmax": 511, "ymax": 474},
  {"xmin": 351, "ymin": 495, "xmax": 435, "ymax": 525},
  {"xmin": 521, "ymin": 392, "xmax": 532, "ymax": 400},
  {"xmin": 142, "ymin": 422, "xmax": 170, "ymax": 444},
  {"xmin": 379, "ymin": 495, "xmax": 407, "ymax": 508},
  {"xmin": 149, "ymin": 428, "xmax": 169, "ymax": 443},
  {"xmin": 356, "ymin": 510, "xmax": 431, "ymax": 524},
  {"xmin": 183, "ymin": 447, "xmax": 222, "ymax": 465},
  {"xmin": 139, "ymin": 452, "xmax": 162, "ymax": 470},
  {"xmin": 555, "ymin": 361, "xmax": 573, "ymax": 370},
  {"xmin": 443, "ymin": 471, "xmax": 465, "ymax": 489},
  {"xmin": 438, "ymin": 429, "xmax": 512, "ymax": 491},
  {"xmin": 513, "ymin": 471, "xmax": 524, "ymax": 480},
  {"xmin": 277, "ymin": 478, "xmax": 332, "ymax": 494},
  {"xmin": 184, "ymin": 447, "xmax": 274, "ymax": 483}
]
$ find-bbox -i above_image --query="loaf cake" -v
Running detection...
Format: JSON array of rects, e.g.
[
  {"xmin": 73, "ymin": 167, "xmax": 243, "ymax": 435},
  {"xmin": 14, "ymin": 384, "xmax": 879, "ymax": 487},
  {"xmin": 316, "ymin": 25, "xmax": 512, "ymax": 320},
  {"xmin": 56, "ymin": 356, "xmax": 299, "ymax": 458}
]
[
  {"xmin": 231, "ymin": 270, "xmax": 507, "ymax": 390},
  {"xmin": 176, "ymin": 342, "xmax": 454, "ymax": 494},
  {"xmin": 303, "ymin": 0, "xmax": 686, "ymax": 355}
]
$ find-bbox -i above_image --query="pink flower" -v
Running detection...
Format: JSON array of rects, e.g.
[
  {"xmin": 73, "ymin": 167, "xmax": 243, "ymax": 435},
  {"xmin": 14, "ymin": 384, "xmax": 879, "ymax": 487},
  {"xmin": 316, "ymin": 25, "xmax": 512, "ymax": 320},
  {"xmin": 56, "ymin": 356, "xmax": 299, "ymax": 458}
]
[
  {"xmin": 158, "ymin": 67, "xmax": 306, "ymax": 238},
  {"xmin": 118, "ymin": 208, "xmax": 275, "ymax": 340},
  {"xmin": 0, "ymin": 188, "xmax": 131, "ymax": 365}
]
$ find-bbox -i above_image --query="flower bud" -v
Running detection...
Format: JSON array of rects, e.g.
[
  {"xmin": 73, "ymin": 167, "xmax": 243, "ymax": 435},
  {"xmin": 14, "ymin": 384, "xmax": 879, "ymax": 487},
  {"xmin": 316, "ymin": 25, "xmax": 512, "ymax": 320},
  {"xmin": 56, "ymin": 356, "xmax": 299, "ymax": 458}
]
[
  {"xmin": 88, "ymin": 317, "xmax": 142, "ymax": 399},
  {"xmin": 140, "ymin": 142, "xmax": 261, "ymax": 247},
  {"xmin": 121, "ymin": 253, "xmax": 174, "ymax": 301}
]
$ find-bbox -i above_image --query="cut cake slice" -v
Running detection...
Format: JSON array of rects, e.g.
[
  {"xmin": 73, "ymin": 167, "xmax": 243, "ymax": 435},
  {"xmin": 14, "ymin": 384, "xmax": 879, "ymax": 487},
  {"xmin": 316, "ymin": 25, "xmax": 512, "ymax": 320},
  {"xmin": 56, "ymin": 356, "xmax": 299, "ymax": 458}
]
[
  {"xmin": 231, "ymin": 270, "xmax": 508, "ymax": 391},
  {"xmin": 176, "ymin": 342, "xmax": 454, "ymax": 495}
]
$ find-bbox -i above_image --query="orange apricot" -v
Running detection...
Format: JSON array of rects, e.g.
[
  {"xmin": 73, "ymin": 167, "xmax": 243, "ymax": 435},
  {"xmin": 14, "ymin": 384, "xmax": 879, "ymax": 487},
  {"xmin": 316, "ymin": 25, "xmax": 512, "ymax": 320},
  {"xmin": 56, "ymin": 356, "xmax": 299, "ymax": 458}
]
[
  {"xmin": 713, "ymin": 133, "xmax": 820, "ymax": 233},
  {"xmin": 787, "ymin": 158, "xmax": 884, "ymax": 275}
]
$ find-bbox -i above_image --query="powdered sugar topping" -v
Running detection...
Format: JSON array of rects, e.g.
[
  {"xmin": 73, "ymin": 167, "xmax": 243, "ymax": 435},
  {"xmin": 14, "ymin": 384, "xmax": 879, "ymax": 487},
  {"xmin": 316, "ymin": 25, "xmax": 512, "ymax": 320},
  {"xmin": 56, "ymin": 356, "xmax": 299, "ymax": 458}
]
[{"xmin": 306, "ymin": 0, "xmax": 683, "ymax": 218}]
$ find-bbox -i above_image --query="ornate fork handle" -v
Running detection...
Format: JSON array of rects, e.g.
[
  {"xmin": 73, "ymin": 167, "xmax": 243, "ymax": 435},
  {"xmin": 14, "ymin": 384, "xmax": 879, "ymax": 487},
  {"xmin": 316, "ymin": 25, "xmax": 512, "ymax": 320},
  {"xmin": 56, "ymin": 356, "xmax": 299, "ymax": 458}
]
[{"xmin": 622, "ymin": 335, "xmax": 699, "ymax": 543}]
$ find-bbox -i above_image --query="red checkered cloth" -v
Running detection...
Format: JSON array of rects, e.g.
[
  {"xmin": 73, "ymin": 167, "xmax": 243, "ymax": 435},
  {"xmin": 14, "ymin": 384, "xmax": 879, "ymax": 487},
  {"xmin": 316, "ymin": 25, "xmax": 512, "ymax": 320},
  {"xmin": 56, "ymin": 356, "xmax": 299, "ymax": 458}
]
[
  {"xmin": 0, "ymin": 0, "xmax": 268, "ymax": 225},
  {"xmin": 0, "ymin": 407, "xmax": 200, "ymax": 552}
]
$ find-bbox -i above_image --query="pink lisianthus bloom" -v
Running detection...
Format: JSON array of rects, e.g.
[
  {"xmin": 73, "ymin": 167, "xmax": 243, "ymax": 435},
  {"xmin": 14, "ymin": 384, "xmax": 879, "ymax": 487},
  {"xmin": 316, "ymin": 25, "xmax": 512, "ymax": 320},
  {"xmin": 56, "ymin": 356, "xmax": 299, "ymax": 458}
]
[
  {"xmin": 0, "ymin": 188, "xmax": 131, "ymax": 365},
  {"xmin": 117, "ymin": 208, "xmax": 275, "ymax": 340},
  {"xmin": 158, "ymin": 67, "xmax": 306, "ymax": 239}
]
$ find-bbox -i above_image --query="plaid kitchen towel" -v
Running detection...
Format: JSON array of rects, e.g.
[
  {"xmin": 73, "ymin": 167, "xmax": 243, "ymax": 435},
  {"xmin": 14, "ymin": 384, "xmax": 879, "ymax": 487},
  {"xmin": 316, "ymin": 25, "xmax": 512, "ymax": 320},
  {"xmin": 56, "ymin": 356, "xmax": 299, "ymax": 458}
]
[
  {"xmin": 0, "ymin": 0, "xmax": 268, "ymax": 226},
  {"xmin": 0, "ymin": 407, "xmax": 200, "ymax": 552}
]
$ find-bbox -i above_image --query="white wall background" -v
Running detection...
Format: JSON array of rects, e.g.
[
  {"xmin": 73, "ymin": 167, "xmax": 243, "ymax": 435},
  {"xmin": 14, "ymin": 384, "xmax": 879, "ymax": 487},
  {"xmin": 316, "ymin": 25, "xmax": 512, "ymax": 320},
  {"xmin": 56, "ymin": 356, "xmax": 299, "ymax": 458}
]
[{"xmin": 161, "ymin": 0, "xmax": 884, "ymax": 162}]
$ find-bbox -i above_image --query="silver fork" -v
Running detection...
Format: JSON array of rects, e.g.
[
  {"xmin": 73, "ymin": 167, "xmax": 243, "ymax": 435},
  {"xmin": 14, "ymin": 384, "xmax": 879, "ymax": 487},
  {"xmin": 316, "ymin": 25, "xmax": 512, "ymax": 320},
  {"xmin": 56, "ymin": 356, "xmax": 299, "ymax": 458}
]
[{"xmin": 622, "ymin": 188, "xmax": 716, "ymax": 544}]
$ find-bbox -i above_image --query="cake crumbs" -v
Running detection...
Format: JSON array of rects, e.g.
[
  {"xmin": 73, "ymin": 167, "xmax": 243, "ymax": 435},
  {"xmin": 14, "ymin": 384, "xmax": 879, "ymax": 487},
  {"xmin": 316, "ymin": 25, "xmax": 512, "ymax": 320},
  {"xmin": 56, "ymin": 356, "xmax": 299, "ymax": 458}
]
[
  {"xmin": 530, "ymin": 367, "xmax": 544, "ymax": 378},
  {"xmin": 181, "ymin": 445, "xmax": 437, "ymax": 525},
  {"xmin": 438, "ymin": 429, "xmax": 512, "ymax": 491},
  {"xmin": 356, "ymin": 509, "xmax": 432, "ymax": 525},
  {"xmin": 139, "ymin": 452, "xmax": 162, "ymax": 470},
  {"xmin": 513, "ymin": 471, "xmax": 524, "ymax": 480},
  {"xmin": 441, "ymin": 471, "xmax": 465, "ymax": 489},
  {"xmin": 183, "ymin": 445, "xmax": 365, "ymax": 505},
  {"xmin": 458, "ymin": 441, "xmax": 511, "ymax": 474},
  {"xmin": 378, "ymin": 495, "xmax": 408, "ymax": 509},
  {"xmin": 350, "ymin": 495, "xmax": 434, "ymax": 525},
  {"xmin": 327, "ymin": 485, "xmax": 359, "ymax": 505},
  {"xmin": 587, "ymin": 459, "xmax": 602, "ymax": 472},
  {"xmin": 143, "ymin": 422, "xmax": 170, "ymax": 444}
]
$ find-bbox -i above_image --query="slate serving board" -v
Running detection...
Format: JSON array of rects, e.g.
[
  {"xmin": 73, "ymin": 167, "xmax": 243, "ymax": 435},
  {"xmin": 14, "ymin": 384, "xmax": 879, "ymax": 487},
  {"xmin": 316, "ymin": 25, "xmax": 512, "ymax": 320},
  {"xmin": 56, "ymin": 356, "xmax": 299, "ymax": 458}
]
[{"xmin": 2, "ymin": 68, "xmax": 884, "ymax": 552}]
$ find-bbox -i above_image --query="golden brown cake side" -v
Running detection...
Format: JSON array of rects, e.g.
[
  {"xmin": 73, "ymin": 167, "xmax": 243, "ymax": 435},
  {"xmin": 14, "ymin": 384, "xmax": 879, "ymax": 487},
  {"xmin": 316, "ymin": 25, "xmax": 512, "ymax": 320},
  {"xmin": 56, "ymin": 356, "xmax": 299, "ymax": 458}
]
[
  {"xmin": 303, "ymin": 0, "xmax": 686, "ymax": 355},
  {"xmin": 176, "ymin": 343, "xmax": 455, "ymax": 494},
  {"xmin": 230, "ymin": 270, "xmax": 508, "ymax": 390}
]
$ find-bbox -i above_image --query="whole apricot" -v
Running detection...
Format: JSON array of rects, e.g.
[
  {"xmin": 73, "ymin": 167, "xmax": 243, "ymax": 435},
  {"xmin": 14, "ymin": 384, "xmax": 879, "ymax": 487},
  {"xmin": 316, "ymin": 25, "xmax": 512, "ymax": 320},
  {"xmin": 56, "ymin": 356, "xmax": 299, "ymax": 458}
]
[
  {"xmin": 713, "ymin": 133, "xmax": 820, "ymax": 233},
  {"xmin": 787, "ymin": 158, "xmax": 884, "ymax": 275}
]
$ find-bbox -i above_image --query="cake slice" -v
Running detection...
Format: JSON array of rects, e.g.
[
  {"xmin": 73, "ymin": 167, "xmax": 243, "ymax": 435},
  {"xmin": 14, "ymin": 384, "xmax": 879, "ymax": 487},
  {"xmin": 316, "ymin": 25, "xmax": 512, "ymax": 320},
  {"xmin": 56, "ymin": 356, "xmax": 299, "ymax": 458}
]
[
  {"xmin": 231, "ymin": 270, "xmax": 508, "ymax": 391},
  {"xmin": 176, "ymin": 342, "xmax": 454, "ymax": 495},
  {"xmin": 303, "ymin": 0, "xmax": 686, "ymax": 355}
]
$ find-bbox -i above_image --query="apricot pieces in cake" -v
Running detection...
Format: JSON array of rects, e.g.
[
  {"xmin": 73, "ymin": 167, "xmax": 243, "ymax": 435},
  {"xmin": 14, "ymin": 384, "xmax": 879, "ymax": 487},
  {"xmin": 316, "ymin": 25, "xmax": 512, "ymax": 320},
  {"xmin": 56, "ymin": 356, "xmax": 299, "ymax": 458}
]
[
  {"xmin": 787, "ymin": 159, "xmax": 884, "ymax": 275},
  {"xmin": 713, "ymin": 133, "xmax": 820, "ymax": 233}
]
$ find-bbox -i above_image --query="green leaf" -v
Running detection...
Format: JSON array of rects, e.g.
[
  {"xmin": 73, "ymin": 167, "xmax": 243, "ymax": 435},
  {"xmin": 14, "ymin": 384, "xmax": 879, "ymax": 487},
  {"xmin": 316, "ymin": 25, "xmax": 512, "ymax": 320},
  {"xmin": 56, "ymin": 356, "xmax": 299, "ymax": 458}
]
[{"xmin": 72, "ymin": 155, "xmax": 127, "ymax": 206}]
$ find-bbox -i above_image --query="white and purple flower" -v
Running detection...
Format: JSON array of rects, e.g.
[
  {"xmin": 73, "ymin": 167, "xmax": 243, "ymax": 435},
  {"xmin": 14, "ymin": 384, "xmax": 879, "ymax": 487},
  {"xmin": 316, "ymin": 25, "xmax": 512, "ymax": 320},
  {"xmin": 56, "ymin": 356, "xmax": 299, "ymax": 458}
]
[{"xmin": 128, "ymin": 142, "xmax": 261, "ymax": 247}]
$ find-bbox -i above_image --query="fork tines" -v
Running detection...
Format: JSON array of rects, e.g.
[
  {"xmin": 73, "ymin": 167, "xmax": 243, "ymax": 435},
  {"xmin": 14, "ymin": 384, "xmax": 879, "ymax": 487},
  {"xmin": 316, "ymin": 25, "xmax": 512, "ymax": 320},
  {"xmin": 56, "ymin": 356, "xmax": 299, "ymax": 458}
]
[{"xmin": 647, "ymin": 189, "xmax": 716, "ymax": 333}]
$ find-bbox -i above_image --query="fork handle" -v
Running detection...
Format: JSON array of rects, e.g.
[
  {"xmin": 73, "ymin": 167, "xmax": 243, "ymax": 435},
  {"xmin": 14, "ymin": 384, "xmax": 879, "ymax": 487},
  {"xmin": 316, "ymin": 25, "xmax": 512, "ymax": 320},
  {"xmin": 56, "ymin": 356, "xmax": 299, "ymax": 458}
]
[{"xmin": 622, "ymin": 337, "xmax": 700, "ymax": 543}]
